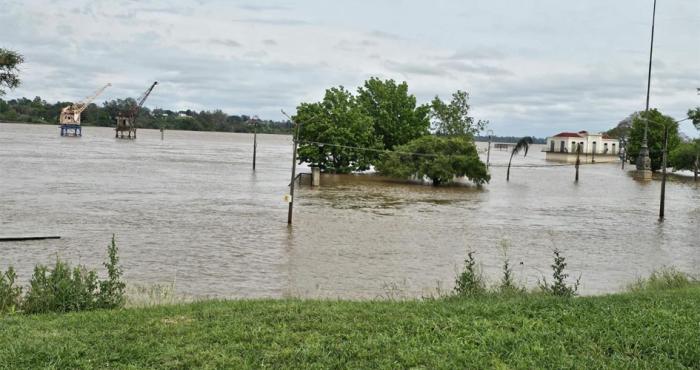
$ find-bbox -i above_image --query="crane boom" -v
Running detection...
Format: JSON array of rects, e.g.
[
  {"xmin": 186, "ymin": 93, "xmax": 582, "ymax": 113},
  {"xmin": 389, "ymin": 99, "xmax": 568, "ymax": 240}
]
[
  {"xmin": 115, "ymin": 81, "xmax": 158, "ymax": 139},
  {"xmin": 126, "ymin": 81, "xmax": 158, "ymax": 120},
  {"xmin": 59, "ymin": 83, "xmax": 111, "ymax": 124}
]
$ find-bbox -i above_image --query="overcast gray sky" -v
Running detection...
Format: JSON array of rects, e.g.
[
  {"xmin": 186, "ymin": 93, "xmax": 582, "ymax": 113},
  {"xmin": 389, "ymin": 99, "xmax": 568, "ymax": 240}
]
[{"xmin": 2, "ymin": 0, "xmax": 699, "ymax": 136}]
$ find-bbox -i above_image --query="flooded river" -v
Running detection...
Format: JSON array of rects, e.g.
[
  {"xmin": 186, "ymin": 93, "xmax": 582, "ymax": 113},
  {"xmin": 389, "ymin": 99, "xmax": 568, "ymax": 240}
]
[{"xmin": 1, "ymin": 123, "xmax": 698, "ymax": 298}]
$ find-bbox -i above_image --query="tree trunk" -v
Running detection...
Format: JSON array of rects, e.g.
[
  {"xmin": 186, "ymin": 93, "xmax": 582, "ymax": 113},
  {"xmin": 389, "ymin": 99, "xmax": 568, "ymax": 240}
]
[
  {"xmin": 695, "ymin": 153, "xmax": 698, "ymax": 182},
  {"xmin": 506, "ymin": 152, "xmax": 515, "ymax": 181}
]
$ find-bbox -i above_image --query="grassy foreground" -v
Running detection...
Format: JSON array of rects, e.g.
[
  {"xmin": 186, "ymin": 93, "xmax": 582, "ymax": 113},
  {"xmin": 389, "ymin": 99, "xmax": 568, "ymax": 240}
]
[{"xmin": 1, "ymin": 287, "xmax": 699, "ymax": 369}]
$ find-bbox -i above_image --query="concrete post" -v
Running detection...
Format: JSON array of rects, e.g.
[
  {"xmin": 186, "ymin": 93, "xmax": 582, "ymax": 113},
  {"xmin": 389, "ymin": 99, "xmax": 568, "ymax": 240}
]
[{"xmin": 311, "ymin": 166, "xmax": 321, "ymax": 187}]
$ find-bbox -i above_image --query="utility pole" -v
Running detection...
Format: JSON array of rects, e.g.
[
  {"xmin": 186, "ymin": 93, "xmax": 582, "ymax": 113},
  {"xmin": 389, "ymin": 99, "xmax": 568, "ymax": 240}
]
[
  {"xmin": 486, "ymin": 130, "xmax": 493, "ymax": 169},
  {"xmin": 282, "ymin": 110, "xmax": 300, "ymax": 225},
  {"xmin": 251, "ymin": 116, "xmax": 259, "ymax": 171},
  {"xmin": 575, "ymin": 144, "xmax": 581, "ymax": 182},
  {"xmin": 659, "ymin": 124, "xmax": 668, "ymax": 221}
]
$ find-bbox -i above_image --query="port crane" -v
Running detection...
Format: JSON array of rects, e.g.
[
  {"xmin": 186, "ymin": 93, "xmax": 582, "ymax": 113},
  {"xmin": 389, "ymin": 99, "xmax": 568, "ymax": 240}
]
[
  {"xmin": 116, "ymin": 81, "xmax": 158, "ymax": 139},
  {"xmin": 59, "ymin": 83, "xmax": 111, "ymax": 136}
]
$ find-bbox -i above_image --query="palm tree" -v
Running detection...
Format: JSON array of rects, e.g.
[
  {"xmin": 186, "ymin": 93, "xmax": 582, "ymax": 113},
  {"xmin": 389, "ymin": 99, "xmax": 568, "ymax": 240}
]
[{"xmin": 506, "ymin": 136, "xmax": 533, "ymax": 181}]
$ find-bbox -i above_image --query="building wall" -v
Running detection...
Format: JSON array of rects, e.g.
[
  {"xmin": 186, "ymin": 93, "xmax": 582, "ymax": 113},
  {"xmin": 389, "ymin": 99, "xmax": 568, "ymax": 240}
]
[
  {"xmin": 545, "ymin": 152, "xmax": 620, "ymax": 163},
  {"xmin": 546, "ymin": 135, "xmax": 619, "ymax": 155}
]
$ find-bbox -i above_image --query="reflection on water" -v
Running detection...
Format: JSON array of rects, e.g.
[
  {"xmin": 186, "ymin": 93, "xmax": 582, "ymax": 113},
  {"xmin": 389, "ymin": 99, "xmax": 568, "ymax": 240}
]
[{"xmin": 1, "ymin": 123, "xmax": 698, "ymax": 298}]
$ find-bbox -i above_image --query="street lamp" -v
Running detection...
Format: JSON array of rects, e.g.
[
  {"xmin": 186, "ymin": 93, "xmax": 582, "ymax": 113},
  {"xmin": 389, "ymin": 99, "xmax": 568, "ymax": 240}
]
[{"xmin": 635, "ymin": 0, "xmax": 657, "ymax": 181}]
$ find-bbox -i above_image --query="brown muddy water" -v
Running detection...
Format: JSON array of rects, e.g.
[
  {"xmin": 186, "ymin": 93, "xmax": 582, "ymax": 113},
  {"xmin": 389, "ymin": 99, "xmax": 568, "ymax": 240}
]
[{"xmin": 1, "ymin": 123, "xmax": 698, "ymax": 298}]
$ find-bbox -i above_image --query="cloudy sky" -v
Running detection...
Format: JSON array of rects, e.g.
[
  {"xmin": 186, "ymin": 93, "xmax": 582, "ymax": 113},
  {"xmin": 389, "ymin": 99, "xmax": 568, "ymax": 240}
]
[{"xmin": 2, "ymin": 0, "xmax": 699, "ymax": 136}]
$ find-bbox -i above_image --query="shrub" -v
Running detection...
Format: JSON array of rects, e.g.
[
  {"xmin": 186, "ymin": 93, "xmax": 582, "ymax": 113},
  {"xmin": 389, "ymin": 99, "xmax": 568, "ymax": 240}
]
[
  {"xmin": 454, "ymin": 252, "xmax": 486, "ymax": 296},
  {"xmin": 97, "ymin": 234, "xmax": 126, "ymax": 309},
  {"xmin": 538, "ymin": 249, "xmax": 580, "ymax": 297},
  {"xmin": 23, "ymin": 262, "xmax": 99, "ymax": 314},
  {"xmin": 0, "ymin": 266, "xmax": 22, "ymax": 314},
  {"xmin": 1, "ymin": 235, "xmax": 126, "ymax": 315}
]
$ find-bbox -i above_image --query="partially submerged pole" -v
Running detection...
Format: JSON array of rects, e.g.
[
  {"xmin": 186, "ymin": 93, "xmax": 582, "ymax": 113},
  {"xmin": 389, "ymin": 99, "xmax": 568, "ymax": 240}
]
[
  {"xmin": 659, "ymin": 125, "xmax": 668, "ymax": 221},
  {"xmin": 253, "ymin": 121, "xmax": 258, "ymax": 171},
  {"xmin": 486, "ymin": 130, "xmax": 493, "ymax": 169},
  {"xmin": 575, "ymin": 144, "xmax": 581, "ymax": 182},
  {"xmin": 282, "ymin": 110, "xmax": 301, "ymax": 225}
]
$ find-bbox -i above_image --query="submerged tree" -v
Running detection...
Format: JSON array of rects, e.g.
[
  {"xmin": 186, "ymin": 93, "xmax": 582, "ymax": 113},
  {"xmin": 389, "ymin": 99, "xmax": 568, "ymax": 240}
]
[
  {"xmin": 669, "ymin": 139, "xmax": 699, "ymax": 181},
  {"xmin": 430, "ymin": 90, "xmax": 488, "ymax": 136},
  {"xmin": 357, "ymin": 77, "xmax": 430, "ymax": 151},
  {"xmin": 294, "ymin": 86, "xmax": 381, "ymax": 173},
  {"xmin": 0, "ymin": 48, "xmax": 24, "ymax": 96},
  {"xmin": 506, "ymin": 136, "xmax": 533, "ymax": 181},
  {"xmin": 376, "ymin": 135, "xmax": 489, "ymax": 186}
]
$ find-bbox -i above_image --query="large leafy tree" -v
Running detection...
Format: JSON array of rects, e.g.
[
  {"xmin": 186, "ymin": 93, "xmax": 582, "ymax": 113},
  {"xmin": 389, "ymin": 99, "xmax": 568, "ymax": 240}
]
[
  {"xmin": 431, "ymin": 90, "xmax": 487, "ymax": 136},
  {"xmin": 669, "ymin": 140, "xmax": 699, "ymax": 180},
  {"xmin": 376, "ymin": 135, "xmax": 489, "ymax": 186},
  {"xmin": 357, "ymin": 77, "xmax": 430, "ymax": 151},
  {"xmin": 294, "ymin": 87, "xmax": 381, "ymax": 173},
  {"xmin": 626, "ymin": 109, "xmax": 681, "ymax": 171},
  {"xmin": 0, "ymin": 48, "xmax": 24, "ymax": 96}
]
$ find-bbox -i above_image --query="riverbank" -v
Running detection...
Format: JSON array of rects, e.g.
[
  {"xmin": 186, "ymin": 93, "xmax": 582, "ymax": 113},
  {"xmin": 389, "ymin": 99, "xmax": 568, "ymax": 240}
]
[{"xmin": 1, "ymin": 285, "xmax": 698, "ymax": 368}]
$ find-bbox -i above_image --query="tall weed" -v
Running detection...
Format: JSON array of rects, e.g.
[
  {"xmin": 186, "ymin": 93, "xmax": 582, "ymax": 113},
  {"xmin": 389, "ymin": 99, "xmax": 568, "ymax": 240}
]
[
  {"xmin": 538, "ymin": 249, "xmax": 580, "ymax": 297},
  {"xmin": 0, "ymin": 266, "xmax": 22, "ymax": 314}
]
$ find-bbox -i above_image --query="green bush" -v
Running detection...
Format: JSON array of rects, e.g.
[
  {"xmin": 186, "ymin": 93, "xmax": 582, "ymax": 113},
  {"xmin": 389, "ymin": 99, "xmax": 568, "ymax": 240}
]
[
  {"xmin": 454, "ymin": 252, "xmax": 486, "ymax": 296},
  {"xmin": 1, "ymin": 235, "xmax": 126, "ymax": 315},
  {"xmin": 0, "ymin": 267, "xmax": 22, "ymax": 314},
  {"xmin": 22, "ymin": 262, "xmax": 99, "ymax": 314}
]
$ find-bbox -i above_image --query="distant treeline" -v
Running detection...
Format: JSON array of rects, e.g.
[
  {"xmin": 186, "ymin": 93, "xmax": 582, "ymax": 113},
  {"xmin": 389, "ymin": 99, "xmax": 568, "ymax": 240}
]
[
  {"xmin": 0, "ymin": 96, "xmax": 293, "ymax": 134},
  {"xmin": 474, "ymin": 135, "xmax": 546, "ymax": 144}
]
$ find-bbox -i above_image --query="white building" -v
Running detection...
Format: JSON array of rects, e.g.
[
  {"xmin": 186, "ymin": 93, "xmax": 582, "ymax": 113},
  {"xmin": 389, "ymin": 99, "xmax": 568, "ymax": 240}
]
[{"xmin": 545, "ymin": 131, "xmax": 620, "ymax": 163}]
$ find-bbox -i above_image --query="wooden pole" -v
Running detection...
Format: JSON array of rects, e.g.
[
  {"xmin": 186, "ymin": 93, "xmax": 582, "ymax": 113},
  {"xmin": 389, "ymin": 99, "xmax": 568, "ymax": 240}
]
[
  {"xmin": 486, "ymin": 134, "xmax": 492, "ymax": 169},
  {"xmin": 253, "ymin": 121, "xmax": 257, "ymax": 171},
  {"xmin": 659, "ymin": 125, "xmax": 668, "ymax": 221},
  {"xmin": 575, "ymin": 144, "xmax": 581, "ymax": 182}
]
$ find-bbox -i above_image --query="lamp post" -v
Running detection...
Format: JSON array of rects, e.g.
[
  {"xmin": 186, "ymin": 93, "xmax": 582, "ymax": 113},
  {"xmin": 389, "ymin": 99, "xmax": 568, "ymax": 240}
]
[{"xmin": 635, "ymin": 0, "xmax": 657, "ymax": 181}]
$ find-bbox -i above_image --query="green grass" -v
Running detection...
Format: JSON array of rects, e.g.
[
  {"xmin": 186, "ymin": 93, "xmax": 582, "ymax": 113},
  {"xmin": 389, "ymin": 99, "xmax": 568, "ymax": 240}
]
[{"xmin": 1, "ymin": 286, "xmax": 699, "ymax": 369}]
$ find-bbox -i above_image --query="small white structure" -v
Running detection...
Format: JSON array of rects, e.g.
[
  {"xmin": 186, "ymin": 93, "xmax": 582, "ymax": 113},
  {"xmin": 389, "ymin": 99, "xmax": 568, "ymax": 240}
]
[{"xmin": 545, "ymin": 131, "xmax": 620, "ymax": 163}]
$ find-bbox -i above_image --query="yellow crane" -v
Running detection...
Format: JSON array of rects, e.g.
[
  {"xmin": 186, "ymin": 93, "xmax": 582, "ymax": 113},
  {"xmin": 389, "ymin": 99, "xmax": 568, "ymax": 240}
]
[
  {"xmin": 60, "ymin": 83, "xmax": 111, "ymax": 125},
  {"xmin": 59, "ymin": 83, "xmax": 111, "ymax": 137}
]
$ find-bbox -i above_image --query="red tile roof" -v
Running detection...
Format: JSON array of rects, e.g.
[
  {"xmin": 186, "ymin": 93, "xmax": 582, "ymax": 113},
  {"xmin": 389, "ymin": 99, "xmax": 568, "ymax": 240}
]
[{"xmin": 552, "ymin": 132, "xmax": 582, "ymax": 138}]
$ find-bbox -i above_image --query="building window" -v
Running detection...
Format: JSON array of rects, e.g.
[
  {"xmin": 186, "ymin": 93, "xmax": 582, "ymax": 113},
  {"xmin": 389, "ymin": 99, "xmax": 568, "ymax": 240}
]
[
  {"xmin": 550, "ymin": 141, "xmax": 555, "ymax": 152},
  {"xmin": 612, "ymin": 143, "xmax": 616, "ymax": 154},
  {"xmin": 560, "ymin": 141, "xmax": 566, "ymax": 152}
]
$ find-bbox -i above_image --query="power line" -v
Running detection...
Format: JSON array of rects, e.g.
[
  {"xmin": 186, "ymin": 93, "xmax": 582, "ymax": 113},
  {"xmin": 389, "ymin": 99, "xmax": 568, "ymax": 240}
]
[{"xmin": 298, "ymin": 140, "xmax": 617, "ymax": 168}]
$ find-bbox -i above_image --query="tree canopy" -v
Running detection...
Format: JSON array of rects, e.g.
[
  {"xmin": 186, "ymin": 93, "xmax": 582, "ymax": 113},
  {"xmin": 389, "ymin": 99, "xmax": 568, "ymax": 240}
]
[
  {"xmin": 430, "ymin": 90, "xmax": 487, "ymax": 136},
  {"xmin": 294, "ymin": 87, "xmax": 381, "ymax": 173},
  {"xmin": 376, "ymin": 135, "xmax": 489, "ymax": 186},
  {"xmin": 0, "ymin": 48, "xmax": 24, "ymax": 96},
  {"xmin": 626, "ymin": 109, "xmax": 681, "ymax": 171},
  {"xmin": 356, "ymin": 77, "xmax": 430, "ymax": 150},
  {"xmin": 669, "ymin": 140, "xmax": 699, "ymax": 173}
]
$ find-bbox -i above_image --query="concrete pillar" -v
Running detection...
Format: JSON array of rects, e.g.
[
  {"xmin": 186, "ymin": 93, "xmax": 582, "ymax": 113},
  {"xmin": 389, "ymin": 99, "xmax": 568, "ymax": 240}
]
[{"xmin": 311, "ymin": 166, "xmax": 321, "ymax": 187}]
